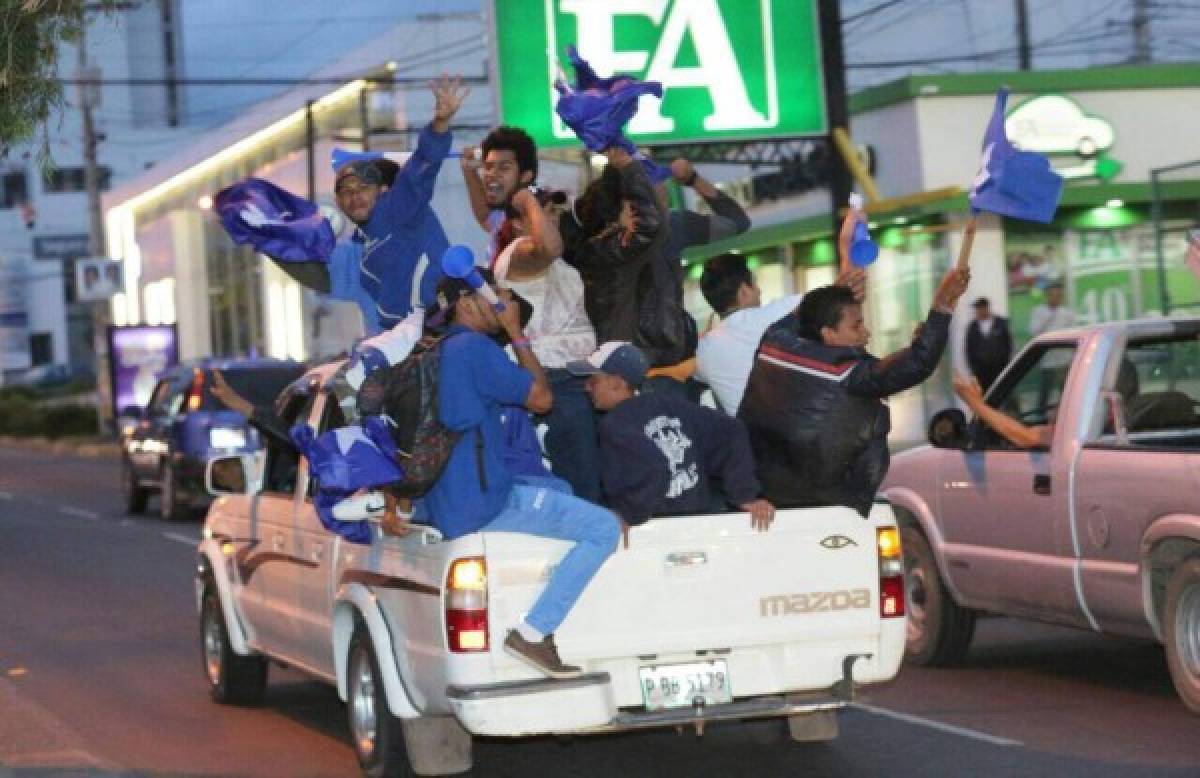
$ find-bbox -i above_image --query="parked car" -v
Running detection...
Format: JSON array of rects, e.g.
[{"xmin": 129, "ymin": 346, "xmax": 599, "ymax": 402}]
[
  {"xmin": 196, "ymin": 360, "xmax": 907, "ymax": 777},
  {"xmin": 121, "ymin": 357, "xmax": 304, "ymax": 520},
  {"xmin": 882, "ymin": 317, "xmax": 1200, "ymax": 712}
]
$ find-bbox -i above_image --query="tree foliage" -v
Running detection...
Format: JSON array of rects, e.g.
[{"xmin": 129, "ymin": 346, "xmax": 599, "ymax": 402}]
[{"xmin": 0, "ymin": 1, "xmax": 92, "ymax": 161}]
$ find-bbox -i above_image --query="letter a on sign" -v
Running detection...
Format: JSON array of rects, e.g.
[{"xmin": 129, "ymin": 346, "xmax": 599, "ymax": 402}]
[{"xmin": 491, "ymin": 0, "xmax": 828, "ymax": 148}]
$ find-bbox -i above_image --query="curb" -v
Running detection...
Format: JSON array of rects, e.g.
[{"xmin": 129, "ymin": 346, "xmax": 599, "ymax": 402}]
[{"xmin": 0, "ymin": 436, "xmax": 120, "ymax": 459}]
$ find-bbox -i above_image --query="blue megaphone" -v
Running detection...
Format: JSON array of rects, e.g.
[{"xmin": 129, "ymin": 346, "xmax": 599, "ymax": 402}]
[
  {"xmin": 441, "ymin": 245, "xmax": 504, "ymax": 311},
  {"xmin": 849, "ymin": 221, "xmax": 879, "ymax": 267}
]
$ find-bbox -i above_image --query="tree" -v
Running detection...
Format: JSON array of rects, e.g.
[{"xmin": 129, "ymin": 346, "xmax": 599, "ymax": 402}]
[{"xmin": 0, "ymin": 0, "xmax": 112, "ymax": 163}]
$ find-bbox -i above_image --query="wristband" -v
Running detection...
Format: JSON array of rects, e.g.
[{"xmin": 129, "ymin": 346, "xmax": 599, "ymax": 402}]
[{"xmin": 511, "ymin": 337, "xmax": 532, "ymax": 349}]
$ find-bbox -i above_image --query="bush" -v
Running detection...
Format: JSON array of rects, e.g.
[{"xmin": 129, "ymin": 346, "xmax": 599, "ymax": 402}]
[
  {"xmin": 0, "ymin": 394, "xmax": 45, "ymax": 436},
  {"xmin": 42, "ymin": 404, "xmax": 99, "ymax": 438}
]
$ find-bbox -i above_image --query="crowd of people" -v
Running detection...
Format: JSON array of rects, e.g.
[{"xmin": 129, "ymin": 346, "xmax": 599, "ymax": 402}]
[{"xmin": 214, "ymin": 74, "xmax": 975, "ymax": 679}]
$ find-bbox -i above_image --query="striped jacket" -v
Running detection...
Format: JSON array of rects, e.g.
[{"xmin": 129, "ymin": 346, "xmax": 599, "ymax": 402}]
[{"xmin": 738, "ymin": 310, "xmax": 951, "ymax": 516}]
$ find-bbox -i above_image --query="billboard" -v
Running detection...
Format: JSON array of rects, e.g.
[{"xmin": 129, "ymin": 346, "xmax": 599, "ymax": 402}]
[
  {"xmin": 75, "ymin": 257, "xmax": 124, "ymax": 302},
  {"xmin": 491, "ymin": 0, "xmax": 827, "ymax": 149},
  {"xmin": 107, "ymin": 325, "xmax": 178, "ymax": 417}
]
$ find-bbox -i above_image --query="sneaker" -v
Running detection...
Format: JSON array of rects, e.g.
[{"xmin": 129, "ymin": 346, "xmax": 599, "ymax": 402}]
[{"xmin": 503, "ymin": 630, "xmax": 583, "ymax": 679}]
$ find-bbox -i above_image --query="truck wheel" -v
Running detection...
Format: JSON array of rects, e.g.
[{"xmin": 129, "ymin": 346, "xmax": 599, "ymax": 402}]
[
  {"xmin": 200, "ymin": 581, "xmax": 267, "ymax": 705},
  {"xmin": 1164, "ymin": 558, "xmax": 1200, "ymax": 714},
  {"xmin": 122, "ymin": 458, "xmax": 148, "ymax": 514},
  {"xmin": 787, "ymin": 710, "xmax": 839, "ymax": 742},
  {"xmin": 902, "ymin": 527, "xmax": 975, "ymax": 666},
  {"xmin": 347, "ymin": 625, "xmax": 412, "ymax": 777}
]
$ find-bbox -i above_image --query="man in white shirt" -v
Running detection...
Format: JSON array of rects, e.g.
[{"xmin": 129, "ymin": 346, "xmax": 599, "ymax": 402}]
[
  {"xmin": 1028, "ymin": 280, "xmax": 1076, "ymax": 408},
  {"xmin": 695, "ymin": 253, "xmax": 864, "ymax": 415}
]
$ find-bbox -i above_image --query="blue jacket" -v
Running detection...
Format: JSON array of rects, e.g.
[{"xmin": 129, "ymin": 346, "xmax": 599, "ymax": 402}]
[{"xmin": 358, "ymin": 124, "xmax": 451, "ymax": 329}]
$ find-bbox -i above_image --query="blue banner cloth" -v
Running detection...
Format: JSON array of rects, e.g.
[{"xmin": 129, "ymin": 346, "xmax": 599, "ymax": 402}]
[
  {"xmin": 969, "ymin": 89, "xmax": 1064, "ymax": 224},
  {"xmin": 215, "ymin": 178, "xmax": 335, "ymax": 262}
]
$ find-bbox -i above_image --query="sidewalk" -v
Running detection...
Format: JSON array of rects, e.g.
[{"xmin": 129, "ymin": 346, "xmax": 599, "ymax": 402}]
[{"xmin": 0, "ymin": 437, "xmax": 119, "ymax": 459}]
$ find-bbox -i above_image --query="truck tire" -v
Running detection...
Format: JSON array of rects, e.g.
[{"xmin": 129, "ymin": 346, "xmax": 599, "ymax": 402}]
[
  {"xmin": 1164, "ymin": 557, "xmax": 1200, "ymax": 714},
  {"xmin": 347, "ymin": 624, "xmax": 412, "ymax": 778},
  {"xmin": 787, "ymin": 710, "xmax": 839, "ymax": 742},
  {"xmin": 902, "ymin": 526, "xmax": 975, "ymax": 666},
  {"xmin": 122, "ymin": 457, "xmax": 149, "ymax": 514},
  {"xmin": 200, "ymin": 581, "xmax": 267, "ymax": 705}
]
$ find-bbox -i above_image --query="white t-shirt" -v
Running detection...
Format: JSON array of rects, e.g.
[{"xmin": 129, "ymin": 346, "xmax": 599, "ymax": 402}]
[
  {"xmin": 695, "ymin": 294, "xmax": 802, "ymax": 415},
  {"xmin": 495, "ymin": 237, "xmax": 596, "ymax": 369}
]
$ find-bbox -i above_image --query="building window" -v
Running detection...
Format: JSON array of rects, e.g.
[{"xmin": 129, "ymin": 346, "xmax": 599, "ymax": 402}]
[
  {"xmin": 44, "ymin": 167, "xmax": 112, "ymax": 194},
  {"xmin": 29, "ymin": 332, "xmax": 53, "ymax": 366},
  {"xmin": 1, "ymin": 171, "xmax": 28, "ymax": 208}
]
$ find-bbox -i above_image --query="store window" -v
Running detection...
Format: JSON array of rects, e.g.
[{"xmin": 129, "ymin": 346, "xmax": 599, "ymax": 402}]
[
  {"xmin": 29, "ymin": 333, "xmax": 53, "ymax": 366},
  {"xmin": 1, "ymin": 171, "xmax": 28, "ymax": 208},
  {"xmin": 44, "ymin": 166, "xmax": 112, "ymax": 193}
]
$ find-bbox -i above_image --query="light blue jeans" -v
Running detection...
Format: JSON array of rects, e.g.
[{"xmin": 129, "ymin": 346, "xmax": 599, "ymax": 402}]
[{"xmin": 484, "ymin": 484, "xmax": 619, "ymax": 635}]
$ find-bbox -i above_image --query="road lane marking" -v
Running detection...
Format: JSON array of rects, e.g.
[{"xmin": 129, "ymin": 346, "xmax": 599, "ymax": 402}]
[
  {"xmin": 58, "ymin": 506, "xmax": 100, "ymax": 520},
  {"xmin": 853, "ymin": 703, "xmax": 1023, "ymax": 747},
  {"xmin": 163, "ymin": 531, "xmax": 198, "ymax": 546}
]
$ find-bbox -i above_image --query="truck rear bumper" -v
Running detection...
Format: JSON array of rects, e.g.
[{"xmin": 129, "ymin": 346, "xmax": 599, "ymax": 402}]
[{"xmin": 445, "ymin": 655, "xmax": 865, "ymax": 737}]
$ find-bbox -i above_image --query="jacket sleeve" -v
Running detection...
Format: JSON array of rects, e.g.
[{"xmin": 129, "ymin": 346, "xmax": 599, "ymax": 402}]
[
  {"xmin": 599, "ymin": 419, "xmax": 667, "ymax": 526},
  {"xmin": 698, "ymin": 189, "xmax": 751, "ymax": 242},
  {"xmin": 587, "ymin": 162, "xmax": 663, "ymax": 263},
  {"xmin": 697, "ymin": 407, "xmax": 761, "ymax": 506},
  {"xmin": 847, "ymin": 310, "xmax": 952, "ymax": 398},
  {"xmin": 377, "ymin": 123, "xmax": 452, "ymax": 224},
  {"xmin": 1000, "ymin": 317, "xmax": 1013, "ymax": 359}
]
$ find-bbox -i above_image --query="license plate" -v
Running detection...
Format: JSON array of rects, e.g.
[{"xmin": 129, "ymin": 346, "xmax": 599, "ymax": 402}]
[{"xmin": 639, "ymin": 659, "xmax": 732, "ymax": 711}]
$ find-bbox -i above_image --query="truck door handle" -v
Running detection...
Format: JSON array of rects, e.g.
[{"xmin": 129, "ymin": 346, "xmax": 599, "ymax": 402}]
[
  {"xmin": 272, "ymin": 532, "xmax": 285, "ymax": 551},
  {"xmin": 310, "ymin": 543, "xmax": 323, "ymax": 563},
  {"xmin": 1033, "ymin": 474, "xmax": 1052, "ymax": 495}
]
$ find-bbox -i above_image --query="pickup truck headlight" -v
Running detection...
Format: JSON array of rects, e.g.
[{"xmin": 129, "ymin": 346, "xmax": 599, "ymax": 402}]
[{"xmin": 209, "ymin": 427, "xmax": 247, "ymax": 450}]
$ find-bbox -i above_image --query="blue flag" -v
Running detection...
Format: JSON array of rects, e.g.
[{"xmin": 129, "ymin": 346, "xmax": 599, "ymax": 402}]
[
  {"xmin": 554, "ymin": 46, "xmax": 670, "ymax": 183},
  {"xmin": 215, "ymin": 178, "xmax": 335, "ymax": 262},
  {"xmin": 969, "ymin": 89, "xmax": 1063, "ymax": 224},
  {"xmin": 290, "ymin": 418, "xmax": 404, "ymax": 544}
]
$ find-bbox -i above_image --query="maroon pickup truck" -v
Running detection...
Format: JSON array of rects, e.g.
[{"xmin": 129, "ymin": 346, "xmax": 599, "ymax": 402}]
[{"xmin": 882, "ymin": 318, "xmax": 1200, "ymax": 713}]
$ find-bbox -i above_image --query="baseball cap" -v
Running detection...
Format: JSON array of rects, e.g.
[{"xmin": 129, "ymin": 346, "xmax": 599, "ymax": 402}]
[
  {"xmin": 426, "ymin": 269, "xmax": 533, "ymax": 332},
  {"xmin": 972, "ymin": 297, "xmax": 990, "ymax": 308},
  {"xmin": 335, "ymin": 160, "xmax": 383, "ymax": 192},
  {"xmin": 566, "ymin": 342, "xmax": 648, "ymax": 387}
]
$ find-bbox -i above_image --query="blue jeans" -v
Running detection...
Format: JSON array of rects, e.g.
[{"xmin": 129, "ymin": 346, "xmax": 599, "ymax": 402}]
[
  {"xmin": 483, "ymin": 484, "xmax": 619, "ymax": 635},
  {"xmin": 539, "ymin": 370, "xmax": 602, "ymax": 503}
]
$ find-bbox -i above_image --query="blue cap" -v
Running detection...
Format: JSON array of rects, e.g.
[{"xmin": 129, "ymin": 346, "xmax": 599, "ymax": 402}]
[{"xmin": 566, "ymin": 341, "xmax": 648, "ymax": 387}]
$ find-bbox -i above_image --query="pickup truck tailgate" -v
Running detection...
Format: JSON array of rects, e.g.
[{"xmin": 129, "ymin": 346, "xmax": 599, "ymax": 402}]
[{"xmin": 483, "ymin": 506, "xmax": 886, "ymax": 666}]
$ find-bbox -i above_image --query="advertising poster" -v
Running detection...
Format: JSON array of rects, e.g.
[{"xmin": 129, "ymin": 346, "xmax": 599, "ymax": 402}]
[
  {"xmin": 75, "ymin": 257, "xmax": 124, "ymax": 302},
  {"xmin": 106, "ymin": 324, "xmax": 178, "ymax": 418}
]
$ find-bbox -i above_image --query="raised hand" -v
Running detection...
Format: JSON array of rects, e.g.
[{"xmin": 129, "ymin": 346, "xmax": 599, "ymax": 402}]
[
  {"xmin": 933, "ymin": 264, "xmax": 972, "ymax": 313},
  {"xmin": 430, "ymin": 73, "xmax": 469, "ymax": 132},
  {"xmin": 741, "ymin": 498, "xmax": 776, "ymax": 532},
  {"xmin": 209, "ymin": 370, "xmax": 253, "ymax": 416}
]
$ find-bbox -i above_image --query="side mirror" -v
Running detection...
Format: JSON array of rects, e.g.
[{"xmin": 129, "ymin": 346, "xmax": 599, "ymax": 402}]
[
  {"xmin": 205, "ymin": 453, "xmax": 262, "ymax": 496},
  {"xmin": 928, "ymin": 408, "xmax": 968, "ymax": 449}
]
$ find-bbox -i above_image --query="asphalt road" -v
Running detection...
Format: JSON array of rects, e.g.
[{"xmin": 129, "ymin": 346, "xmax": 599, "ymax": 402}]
[{"xmin": 1, "ymin": 446, "xmax": 1197, "ymax": 777}]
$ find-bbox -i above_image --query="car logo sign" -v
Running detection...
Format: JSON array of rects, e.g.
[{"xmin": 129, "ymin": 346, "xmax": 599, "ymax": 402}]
[{"xmin": 820, "ymin": 535, "xmax": 857, "ymax": 550}]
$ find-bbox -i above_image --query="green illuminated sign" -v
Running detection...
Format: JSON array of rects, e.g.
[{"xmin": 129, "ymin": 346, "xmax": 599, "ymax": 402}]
[{"xmin": 490, "ymin": 0, "xmax": 827, "ymax": 149}]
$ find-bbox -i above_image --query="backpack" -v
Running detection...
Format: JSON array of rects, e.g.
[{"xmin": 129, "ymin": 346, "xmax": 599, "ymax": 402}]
[{"xmin": 355, "ymin": 336, "xmax": 461, "ymax": 498}]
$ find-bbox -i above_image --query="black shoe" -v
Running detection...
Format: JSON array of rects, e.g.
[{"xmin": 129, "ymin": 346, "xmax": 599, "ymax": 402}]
[{"xmin": 503, "ymin": 630, "xmax": 583, "ymax": 679}]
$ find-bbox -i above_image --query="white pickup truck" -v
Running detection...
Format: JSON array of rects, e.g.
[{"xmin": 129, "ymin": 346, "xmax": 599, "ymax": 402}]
[{"xmin": 196, "ymin": 362, "xmax": 905, "ymax": 777}]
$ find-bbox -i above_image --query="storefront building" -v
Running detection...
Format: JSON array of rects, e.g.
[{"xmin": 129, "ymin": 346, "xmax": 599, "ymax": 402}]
[{"xmin": 683, "ymin": 63, "xmax": 1200, "ymax": 447}]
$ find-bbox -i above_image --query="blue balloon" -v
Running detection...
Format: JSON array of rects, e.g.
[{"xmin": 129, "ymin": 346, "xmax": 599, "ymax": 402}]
[{"xmin": 849, "ymin": 221, "xmax": 879, "ymax": 267}]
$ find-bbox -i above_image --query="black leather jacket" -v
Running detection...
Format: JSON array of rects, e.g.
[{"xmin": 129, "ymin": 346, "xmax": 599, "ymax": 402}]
[
  {"xmin": 561, "ymin": 162, "xmax": 690, "ymax": 367},
  {"xmin": 738, "ymin": 309, "xmax": 952, "ymax": 516}
]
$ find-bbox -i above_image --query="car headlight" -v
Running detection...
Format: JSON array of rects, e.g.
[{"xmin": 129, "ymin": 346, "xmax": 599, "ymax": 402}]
[{"xmin": 209, "ymin": 427, "xmax": 247, "ymax": 450}]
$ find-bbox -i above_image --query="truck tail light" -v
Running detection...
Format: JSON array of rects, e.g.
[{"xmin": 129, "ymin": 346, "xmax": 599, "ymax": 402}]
[
  {"xmin": 446, "ymin": 557, "xmax": 488, "ymax": 652},
  {"xmin": 187, "ymin": 368, "xmax": 205, "ymax": 412},
  {"xmin": 877, "ymin": 527, "xmax": 905, "ymax": 618}
]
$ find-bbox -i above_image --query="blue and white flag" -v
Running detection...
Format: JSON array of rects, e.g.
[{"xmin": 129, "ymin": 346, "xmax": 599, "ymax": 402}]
[
  {"xmin": 554, "ymin": 46, "xmax": 670, "ymax": 183},
  {"xmin": 969, "ymin": 89, "xmax": 1063, "ymax": 224},
  {"xmin": 215, "ymin": 178, "xmax": 335, "ymax": 262},
  {"xmin": 290, "ymin": 418, "xmax": 403, "ymax": 544}
]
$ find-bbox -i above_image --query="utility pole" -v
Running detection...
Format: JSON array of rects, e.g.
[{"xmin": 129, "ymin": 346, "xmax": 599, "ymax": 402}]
[
  {"xmin": 818, "ymin": 0, "xmax": 852, "ymax": 240},
  {"xmin": 1015, "ymin": 0, "xmax": 1032, "ymax": 71},
  {"xmin": 78, "ymin": 18, "xmax": 114, "ymax": 433},
  {"xmin": 1131, "ymin": 0, "xmax": 1152, "ymax": 64}
]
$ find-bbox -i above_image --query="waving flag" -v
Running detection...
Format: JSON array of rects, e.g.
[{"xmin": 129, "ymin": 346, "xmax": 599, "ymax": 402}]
[
  {"xmin": 969, "ymin": 89, "xmax": 1063, "ymax": 224},
  {"xmin": 215, "ymin": 178, "xmax": 335, "ymax": 262},
  {"xmin": 554, "ymin": 46, "xmax": 669, "ymax": 182},
  {"xmin": 290, "ymin": 417, "xmax": 404, "ymax": 544}
]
